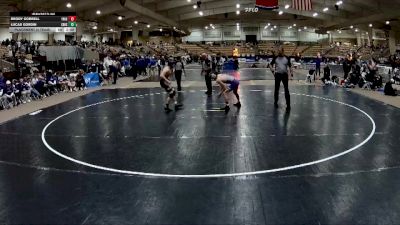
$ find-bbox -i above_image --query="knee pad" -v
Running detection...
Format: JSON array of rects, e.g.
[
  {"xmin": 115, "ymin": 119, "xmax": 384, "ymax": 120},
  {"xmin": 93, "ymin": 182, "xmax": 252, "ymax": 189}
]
[{"xmin": 169, "ymin": 89, "xmax": 176, "ymax": 98}]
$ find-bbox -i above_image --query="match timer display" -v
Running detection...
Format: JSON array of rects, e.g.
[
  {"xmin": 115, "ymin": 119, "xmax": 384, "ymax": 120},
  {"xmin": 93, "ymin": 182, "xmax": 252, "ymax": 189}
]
[{"xmin": 9, "ymin": 12, "xmax": 77, "ymax": 32}]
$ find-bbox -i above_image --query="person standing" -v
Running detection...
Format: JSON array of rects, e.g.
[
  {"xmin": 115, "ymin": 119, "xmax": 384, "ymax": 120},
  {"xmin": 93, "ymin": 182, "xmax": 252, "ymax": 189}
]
[
  {"xmin": 270, "ymin": 48, "xmax": 293, "ymax": 111},
  {"xmin": 201, "ymin": 53, "xmax": 212, "ymax": 96},
  {"xmin": 315, "ymin": 52, "xmax": 322, "ymax": 80},
  {"xmin": 174, "ymin": 56, "xmax": 185, "ymax": 91},
  {"xmin": 112, "ymin": 59, "xmax": 121, "ymax": 85},
  {"xmin": 343, "ymin": 54, "xmax": 352, "ymax": 80},
  {"xmin": 159, "ymin": 61, "xmax": 183, "ymax": 112}
]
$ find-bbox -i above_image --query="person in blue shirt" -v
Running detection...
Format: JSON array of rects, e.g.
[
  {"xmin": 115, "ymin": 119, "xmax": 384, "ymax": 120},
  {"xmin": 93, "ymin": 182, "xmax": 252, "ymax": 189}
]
[
  {"xmin": 34, "ymin": 76, "xmax": 47, "ymax": 96},
  {"xmin": 149, "ymin": 57, "xmax": 157, "ymax": 76},
  {"xmin": 14, "ymin": 79, "xmax": 23, "ymax": 104},
  {"xmin": 47, "ymin": 72, "xmax": 59, "ymax": 94},
  {"xmin": 145, "ymin": 56, "xmax": 150, "ymax": 75},
  {"xmin": 0, "ymin": 70, "xmax": 5, "ymax": 89}
]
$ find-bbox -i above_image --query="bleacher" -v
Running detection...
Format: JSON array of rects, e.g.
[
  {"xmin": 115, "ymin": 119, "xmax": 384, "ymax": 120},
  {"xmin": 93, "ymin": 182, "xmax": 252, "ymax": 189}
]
[
  {"xmin": 258, "ymin": 42, "xmax": 277, "ymax": 54},
  {"xmin": 0, "ymin": 46, "xmax": 8, "ymax": 58},
  {"xmin": 164, "ymin": 44, "xmax": 177, "ymax": 54},
  {"xmin": 174, "ymin": 42, "xmax": 382, "ymax": 59},
  {"xmin": 326, "ymin": 45, "xmax": 353, "ymax": 58},
  {"xmin": 282, "ymin": 44, "xmax": 297, "ymax": 56},
  {"xmin": 295, "ymin": 46, "xmax": 310, "ymax": 55},
  {"xmin": 207, "ymin": 45, "xmax": 233, "ymax": 56},
  {"xmin": 302, "ymin": 45, "xmax": 326, "ymax": 57},
  {"xmin": 178, "ymin": 44, "xmax": 212, "ymax": 55},
  {"xmin": 358, "ymin": 46, "xmax": 373, "ymax": 60}
]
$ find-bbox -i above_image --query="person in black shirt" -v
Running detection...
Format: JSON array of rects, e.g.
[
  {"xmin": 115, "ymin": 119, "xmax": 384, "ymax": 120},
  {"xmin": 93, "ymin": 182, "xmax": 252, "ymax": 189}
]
[
  {"xmin": 270, "ymin": 48, "xmax": 293, "ymax": 111},
  {"xmin": 322, "ymin": 64, "xmax": 331, "ymax": 84},
  {"xmin": 76, "ymin": 69, "xmax": 86, "ymax": 90},
  {"xmin": 343, "ymin": 54, "xmax": 353, "ymax": 80},
  {"xmin": 384, "ymin": 79, "xmax": 397, "ymax": 96},
  {"xmin": 201, "ymin": 53, "xmax": 212, "ymax": 96}
]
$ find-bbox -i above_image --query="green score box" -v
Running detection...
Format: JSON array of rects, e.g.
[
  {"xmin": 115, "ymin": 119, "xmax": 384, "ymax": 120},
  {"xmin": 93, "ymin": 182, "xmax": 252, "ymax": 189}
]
[{"xmin": 68, "ymin": 22, "xmax": 76, "ymax": 27}]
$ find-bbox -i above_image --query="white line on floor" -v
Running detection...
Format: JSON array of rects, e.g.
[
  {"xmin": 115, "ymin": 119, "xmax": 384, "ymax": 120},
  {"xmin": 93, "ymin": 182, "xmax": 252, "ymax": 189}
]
[
  {"xmin": 29, "ymin": 110, "xmax": 43, "ymax": 116},
  {"xmin": 41, "ymin": 92, "xmax": 376, "ymax": 178}
]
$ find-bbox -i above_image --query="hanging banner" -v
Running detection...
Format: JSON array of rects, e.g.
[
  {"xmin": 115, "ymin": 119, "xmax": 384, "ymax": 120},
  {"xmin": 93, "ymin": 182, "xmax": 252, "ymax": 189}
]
[{"xmin": 256, "ymin": 0, "xmax": 279, "ymax": 9}]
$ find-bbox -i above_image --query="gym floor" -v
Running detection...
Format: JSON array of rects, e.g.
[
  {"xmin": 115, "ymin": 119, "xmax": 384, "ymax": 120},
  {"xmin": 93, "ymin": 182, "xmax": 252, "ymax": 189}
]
[{"xmin": 0, "ymin": 68, "xmax": 399, "ymax": 224}]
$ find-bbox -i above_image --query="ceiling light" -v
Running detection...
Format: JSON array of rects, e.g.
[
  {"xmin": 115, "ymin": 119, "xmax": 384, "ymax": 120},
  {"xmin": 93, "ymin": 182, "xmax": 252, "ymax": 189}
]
[
  {"xmin": 274, "ymin": 25, "xmax": 277, "ymax": 28},
  {"xmin": 313, "ymin": 12, "xmax": 318, "ymax": 17},
  {"xmin": 236, "ymin": 10, "xmax": 240, "ymax": 15},
  {"xmin": 350, "ymin": 25, "xmax": 353, "ymax": 29},
  {"xmin": 210, "ymin": 23, "xmax": 213, "ymax": 26},
  {"xmin": 278, "ymin": 11, "xmax": 283, "ymax": 15},
  {"xmin": 147, "ymin": 24, "xmax": 150, "ymax": 28},
  {"xmin": 336, "ymin": 1, "xmax": 343, "ymax": 5},
  {"xmin": 369, "ymin": 24, "xmax": 373, "ymax": 27},
  {"xmin": 134, "ymin": 20, "xmax": 138, "ymax": 24},
  {"xmin": 323, "ymin": 7, "xmax": 328, "ymax": 12},
  {"xmin": 366, "ymin": 32, "xmax": 368, "ymax": 34},
  {"xmin": 386, "ymin": 21, "xmax": 390, "ymax": 25},
  {"xmin": 271, "ymin": 28, "xmax": 274, "ymax": 31},
  {"xmin": 193, "ymin": 4, "xmax": 198, "ymax": 9},
  {"xmin": 187, "ymin": 0, "xmax": 191, "ymax": 2},
  {"xmin": 267, "ymin": 23, "xmax": 271, "ymax": 26},
  {"xmin": 237, "ymin": 27, "xmax": 240, "ymax": 31},
  {"xmin": 66, "ymin": 2, "xmax": 72, "ymax": 8},
  {"xmin": 298, "ymin": 29, "xmax": 302, "ymax": 32},
  {"xmin": 285, "ymin": 4, "xmax": 290, "ymax": 9},
  {"xmin": 355, "ymin": 28, "xmax": 358, "ymax": 32},
  {"xmin": 288, "ymin": 26, "xmax": 292, "ymax": 29},
  {"xmin": 327, "ymin": 31, "xmax": 330, "ymax": 34},
  {"xmin": 199, "ymin": 11, "xmax": 203, "ymax": 16},
  {"xmin": 304, "ymin": 26, "xmax": 307, "ymax": 29},
  {"xmin": 173, "ymin": 26, "xmax": 176, "ymax": 29},
  {"xmin": 293, "ymin": 24, "xmax": 296, "ymax": 27},
  {"xmin": 93, "ymin": 26, "xmax": 97, "ymax": 30},
  {"xmin": 118, "ymin": 16, "xmax": 123, "ymax": 20},
  {"xmin": 96, "ymin": 10, "xmax": 101, "ymax": 15},
  {"xmin": 236, "ymin": 3, "xmax": 240, "ymax": 8},
  {"xmin": 338, "ymin": 30, "xmax": 342, "ymax": 33},
  {"xmin": 160, "ymin": 28, "xmax": 163, "ymax": 31},
  {"xmin": 205, "ymin": 26, "xmax": 208, "ymax": 29},
  {"xmin": 109, "ymin": 29, "xmax": 113, "ymax": 32},
  {"xmin": 236, "ymin": 23, "xmax": 240, "ymax": 26}
]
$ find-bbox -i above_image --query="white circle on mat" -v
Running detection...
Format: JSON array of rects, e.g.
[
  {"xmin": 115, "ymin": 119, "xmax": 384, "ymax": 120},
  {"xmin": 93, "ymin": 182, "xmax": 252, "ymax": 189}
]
[{"xmin": 41, "ymin": 92, "xmax": 376, "ymax": 178}]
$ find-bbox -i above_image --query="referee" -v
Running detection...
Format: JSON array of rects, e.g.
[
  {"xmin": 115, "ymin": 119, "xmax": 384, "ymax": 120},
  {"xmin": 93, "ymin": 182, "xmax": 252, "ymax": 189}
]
[
  {"xmin": 270, "ymin": 48, "xmax": 293, "ymax": 111},
  {"xmin": 201, "ymin": 53, "xmax": 212, "ymax": 96}
]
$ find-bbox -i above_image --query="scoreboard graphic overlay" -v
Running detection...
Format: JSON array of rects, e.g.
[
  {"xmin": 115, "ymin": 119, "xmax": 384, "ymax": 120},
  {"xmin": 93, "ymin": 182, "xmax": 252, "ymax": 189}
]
[{"xmin": 9, "ymin": 12, "xmax": 77, "ymax": 32}]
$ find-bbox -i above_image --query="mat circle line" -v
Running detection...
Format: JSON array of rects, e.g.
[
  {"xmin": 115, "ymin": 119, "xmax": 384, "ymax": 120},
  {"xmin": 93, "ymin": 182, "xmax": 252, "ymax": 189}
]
[{"xmin": 41, "ymin": 91, "xmax": 376, "ymax": 178}]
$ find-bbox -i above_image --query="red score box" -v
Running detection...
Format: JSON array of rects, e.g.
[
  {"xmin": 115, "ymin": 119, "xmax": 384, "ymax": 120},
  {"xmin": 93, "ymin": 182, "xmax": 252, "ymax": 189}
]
[{"xmin": 68, "ymin": 16, "xmax": 77, "ymax": 22}]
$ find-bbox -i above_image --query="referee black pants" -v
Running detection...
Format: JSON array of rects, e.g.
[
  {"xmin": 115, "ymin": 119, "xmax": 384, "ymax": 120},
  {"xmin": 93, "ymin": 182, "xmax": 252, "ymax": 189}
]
[
  {"xmin": 205, "ymin": 72, "xmax": 212, "ymax": 95},
  {"xmin": 175, "ymin": 70, "xmax": 183, "ymax": 91},
  {"xmin": 274, "ymin": 73, "xmax": 290, "ymax": 107}
]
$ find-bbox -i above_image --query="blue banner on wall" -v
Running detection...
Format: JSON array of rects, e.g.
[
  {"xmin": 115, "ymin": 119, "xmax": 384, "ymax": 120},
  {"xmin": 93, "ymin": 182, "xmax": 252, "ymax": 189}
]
[{"xmin": 84, "ymin": 72, "xmax": 100, "ymax": 88}]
